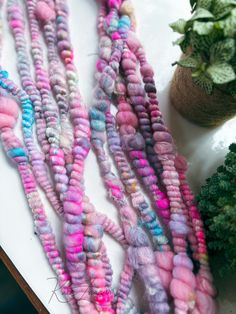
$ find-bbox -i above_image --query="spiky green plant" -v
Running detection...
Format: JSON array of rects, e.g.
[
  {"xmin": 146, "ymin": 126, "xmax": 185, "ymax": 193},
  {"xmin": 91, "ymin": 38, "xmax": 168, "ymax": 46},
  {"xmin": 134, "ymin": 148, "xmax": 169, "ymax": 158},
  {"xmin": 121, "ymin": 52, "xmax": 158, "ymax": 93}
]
[
  {"xmin": 170, "ymin": 0, "xmax": 236, "ymax": 96},
  {"xmin": 197, "ymin": 143, "xmax": 236, "ymax": 275}
]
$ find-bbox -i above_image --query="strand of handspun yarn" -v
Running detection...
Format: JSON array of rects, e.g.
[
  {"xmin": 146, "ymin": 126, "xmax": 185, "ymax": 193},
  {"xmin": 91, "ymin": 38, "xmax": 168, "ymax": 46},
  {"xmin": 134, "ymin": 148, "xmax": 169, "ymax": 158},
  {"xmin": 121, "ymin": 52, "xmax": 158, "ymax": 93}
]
[
  {"xmin": 92, "ymin": 4, "xmax": 138, "ymax": 313},
  {"xmin": 7, "ymin": 0, "xmax": 87, "ymax": 310},
  {"xmin": 106, "ymin": 83, "xmax": 174, "ymax": 291},
  {"xmin": 112, "ymin": 3, "xmax": 171, "ymax": 226},
  {"xmin": 0, "ymin": 71, "xmax": 78, "ymax": 313},
  {"xmin": 90, "ymin": 1, "xmax": 169, "ymax": 313},
  {"xmin": 119, "ymin": 1, "xmax": 163, "ymax": 182},
  {"xmin": 37, "ymin": 0, "xmax": 74, "ymax": 168},
  {"xmin": 125, "ymin": 1, "xmax": 199, "ymax": 257},
  {"xmin": 33, "ymin": 0, "xmax": 116, "ymax": 312},
  {"xmin": 7, "ymin": 0, "xmax": 63, "ymax": 216},
  {"xmin": 117, "ymin": 45, "xmax": 171, "ymax": 226},
  {"xmin": 129, "ymin": 21, "xmax": 216, "ymax": 314},
  {"xmin": 106, "ymin": 0, "xmax": 172, "ymax": 239},
  {"xmin": 93, "ymin": 0, "xmax": 174, "ymax": 296},
  {"xmin": 119, "ymin": 37, "xmax": 200, "ymax": 310},
  {"xmin": 119, "ymin": 7, "xmax": 196, "ymax": 314},
  {"xmin": 175, "ymin": 155, "xmax": 216, "ymax": 314},
  {"xmin": 52, "ymin": 0, "xmax": 117, "ymax": 311},
  {"xmin": 92, "ymin": 3, "xmax": 138, "ymax": 312},
  {"xmin": 52, "ymin": 1, "xmax": 132, "ymax": 307},
  {"xmin": 1, "ymin": 0, "xmax": 78, "ymax": 310},
  {"xmin": 26, "ymin": 0, "xmax": 70, "ymax": 205},
  {"xmin": 114, "ymin": 76, "xmax": 170, "ymax": 225},
  {"xmin": 118, "ymin": 1, "xmax": 216, "ymax": 313}
]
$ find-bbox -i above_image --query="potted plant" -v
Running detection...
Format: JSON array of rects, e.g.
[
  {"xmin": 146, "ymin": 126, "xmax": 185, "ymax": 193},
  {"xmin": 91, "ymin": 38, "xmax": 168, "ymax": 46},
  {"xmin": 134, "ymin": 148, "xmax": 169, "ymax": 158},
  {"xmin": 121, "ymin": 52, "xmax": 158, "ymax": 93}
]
[
  {"xmin": 170, "ymin": 0, "xmax": 236, "ymax": 127},
  {"xmin": 197, "ymin": 143, "xmax": 236, "ymax": 274}
]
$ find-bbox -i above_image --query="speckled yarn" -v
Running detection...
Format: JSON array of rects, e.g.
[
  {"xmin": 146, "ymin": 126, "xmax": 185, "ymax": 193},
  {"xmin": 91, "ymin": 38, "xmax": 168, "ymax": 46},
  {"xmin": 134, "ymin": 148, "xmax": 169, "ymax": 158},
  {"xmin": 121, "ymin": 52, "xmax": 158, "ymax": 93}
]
[
  {"xmin": 95, "ymin": 1, "xmax": 216, "ymax": 313},
  {"xmin": 52, "ymin": 0, "xmax": 115, "ymax": 311},
  {"xmin": 6, "ymin": 0, "xmax": 115, "ymax": 312},
  {"xmin": 140, "ymin": 41, "xmax": 215, "ymax": 314},
  {"xmin": 95, "ymin": 0, "xmax": 174, "ymax": 297},
  {"xmin": 0, "ymin": 78, "xmax": 78, "ymax": 313},
  {"xmin": 121, "ymin": 7, "xmax": 216, "ymax": 312},
  {"xmin": 36, "ymin": 0, "xmax": 74, "ymax": 167},
  {"xmin": 120, "ymin": 44, "xmax": 171, "ymax": 225},
  {"xmin": 7, "ymin": 0, "xmax": 63, "ymax": 215},
  {"xmin": 175, "ymin": 155, "xmax": 216, "ymax": 314},
  {"xmin": 25, "ymin": 0, "xmax": 72, "ymax": 205},
  {"xmin": 106, "ymin": 91, "xmax": 175, "ymax": 291},
  {"xmin": 114, "ymin": 76, "xmax": 170, "ymax": 225},
  {"xmin": 90, "ymin": 1, "xmax": 169, "ymax": 313},
  {"xmin": 123, "ymin": 33, "xmax": 198, "ymax": 313}
]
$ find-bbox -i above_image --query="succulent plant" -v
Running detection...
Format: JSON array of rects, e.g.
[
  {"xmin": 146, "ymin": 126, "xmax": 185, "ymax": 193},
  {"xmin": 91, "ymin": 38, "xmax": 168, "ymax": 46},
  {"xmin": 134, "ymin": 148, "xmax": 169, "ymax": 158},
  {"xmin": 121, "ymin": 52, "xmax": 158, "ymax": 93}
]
[
  {"xmin": 170, "ymin": 0, "xmax": 236, "ymax": 96},
  {"xmin": 197, "ymin": 143, "xmax": 236, "ymax": 275}
]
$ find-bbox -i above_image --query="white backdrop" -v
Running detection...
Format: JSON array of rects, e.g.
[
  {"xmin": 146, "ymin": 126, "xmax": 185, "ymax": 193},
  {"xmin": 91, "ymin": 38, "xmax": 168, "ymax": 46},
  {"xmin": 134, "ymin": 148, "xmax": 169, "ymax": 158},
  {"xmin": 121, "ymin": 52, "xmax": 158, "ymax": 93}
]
[{"xmin": 0, "ymin": 1, "xmax": 235, "ymax": 313}]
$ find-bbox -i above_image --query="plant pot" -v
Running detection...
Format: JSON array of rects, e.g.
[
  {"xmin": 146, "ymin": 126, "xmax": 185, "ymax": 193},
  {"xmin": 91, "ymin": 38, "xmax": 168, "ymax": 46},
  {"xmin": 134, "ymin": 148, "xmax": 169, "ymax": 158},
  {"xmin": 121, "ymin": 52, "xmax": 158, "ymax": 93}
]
[{"xmin": 170, "ymin": 66, "xmax": 236, "ymax": 127}]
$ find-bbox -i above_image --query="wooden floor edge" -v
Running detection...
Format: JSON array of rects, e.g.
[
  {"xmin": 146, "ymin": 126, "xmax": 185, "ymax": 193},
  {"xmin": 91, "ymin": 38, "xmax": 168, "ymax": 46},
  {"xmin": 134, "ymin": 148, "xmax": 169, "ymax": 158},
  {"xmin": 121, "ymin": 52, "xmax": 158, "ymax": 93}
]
[{"xmin": 0, "ymin": 246, "xmax": 49, "ymax": 314}]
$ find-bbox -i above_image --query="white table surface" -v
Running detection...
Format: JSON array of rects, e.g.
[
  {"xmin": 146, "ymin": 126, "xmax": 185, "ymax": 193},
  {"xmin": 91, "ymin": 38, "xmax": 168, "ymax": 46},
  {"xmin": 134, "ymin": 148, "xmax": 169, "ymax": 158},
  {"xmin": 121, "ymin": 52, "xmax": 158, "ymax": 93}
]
[{"xmin": 0, "ymin": 1, "xmax": 235, "ymax": 313}]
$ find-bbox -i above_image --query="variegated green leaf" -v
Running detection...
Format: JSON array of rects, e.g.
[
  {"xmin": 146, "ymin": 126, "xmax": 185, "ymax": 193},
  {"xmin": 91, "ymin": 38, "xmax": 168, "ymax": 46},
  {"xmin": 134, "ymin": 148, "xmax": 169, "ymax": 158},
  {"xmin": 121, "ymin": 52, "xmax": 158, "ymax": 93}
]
[
  {"xmin": 170, "ymin": 19, "xmax": 187, "ymax": 34},
  {"xmin": 211, "ymin": 0, "xmax": 236, "ymax": 19},
  {"xmin": 190, "ymin": 31, "xmax": 220, "ymax": 52},
  {"xmin": 177, "ymin": 55, "xmax": 201, "ymax": 68},
  {"xmin": 210, "ymin": 39, "xmax": 235, "ymax": 63},
  {"xmin": 192, "ymin": 73, "xmax": 214, "ymax": 94},
  {"xmin": 207, "ymin": 62, "xmax": 236, "ymax": 84},
  {"xmin": 191, "ymin": 8, "xmax": 214, "ymax": 20},
  {"xmin": 218, "ymin": 8, "xmax": 236, "ymax": 37},
  {"xmin": 197, "ymin": 0, "xmax": 213, "ymax": 10},
  {"xmin": 193, "ymin": 21, "xmax": 214, "ymax": 34}
]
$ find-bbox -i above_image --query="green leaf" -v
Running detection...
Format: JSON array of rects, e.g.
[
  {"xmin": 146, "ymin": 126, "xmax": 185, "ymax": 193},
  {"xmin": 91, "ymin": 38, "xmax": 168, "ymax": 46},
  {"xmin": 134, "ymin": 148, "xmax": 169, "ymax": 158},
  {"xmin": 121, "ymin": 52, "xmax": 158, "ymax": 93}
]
[
  {"xmin": 197, "ymin": 140, "xmax": 236, "ymax": 275},
  {"xmin": 191, "ymin": 8, "xmax": 214, "ymax": 20},
  {"xmin": 207, "ymin": 62, "xmax": 236, "ymax": 84},
  {"xmin": 210, "ymin": 39, "xmax": 235, "ymax": 63},
  {"xmin": 193, "ymin": 21, "xmax": 214, "ymax": 34},
  {"xmin": 218, "ymin": 8, "xmax": 236, "ymax": 37},
  {"xmin": 177, "ymin": 55, "xmax": 201, "ymax": 68},
  {"xmin": 211, "ymin": 0, "xmax": 236, "ymax": 19},
  {"xmin": 190, "ymin": 31, "xmax": 221, "ymax": 53},
  {"xmin": 197, "ymin": 0, "xmax": 213, "ymax": 10},
  {"xmin": 170, "ymin": 19, "xmax": 187, "ymax": 34},
  {"xmin": 192, "ymin": 72, "xmax": 214, "ymax": 94}
]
